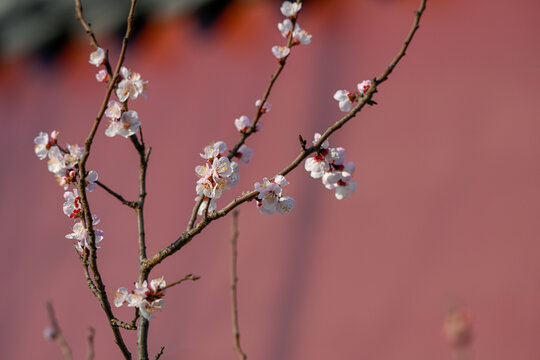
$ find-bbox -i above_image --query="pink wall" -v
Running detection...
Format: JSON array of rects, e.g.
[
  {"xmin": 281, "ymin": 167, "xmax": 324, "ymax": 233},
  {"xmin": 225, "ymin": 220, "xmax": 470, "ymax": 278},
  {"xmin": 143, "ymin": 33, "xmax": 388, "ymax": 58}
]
[{"xmin": 2, "ymin": 0, "xmax": 540, "ymax": 358}]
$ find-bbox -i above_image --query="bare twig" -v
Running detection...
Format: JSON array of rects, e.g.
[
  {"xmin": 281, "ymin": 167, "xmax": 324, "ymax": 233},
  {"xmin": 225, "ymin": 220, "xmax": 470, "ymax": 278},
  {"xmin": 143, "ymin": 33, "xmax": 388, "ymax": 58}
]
[
  {"xmin": 45, "ymin": 301, "xmax": 73, "ymax": 360},
  {"xmin": 154, "ymin": 347, "xmax": 165, "ymax": 360},
  {"xmin": 161, "ymin": 273, "xmax": 200, "ymax": 291},
  {"xmin": 142, "ymin": 0, "xmax": 428, "ymax": 275},
  {"xmin": 96, "ymin": 181, "xmax": 138, "ymax": 208},
  {"xmin": 230, "ymin": 211, "xmax": 247, "ymax": 360},
  {"xmin": 87, "ymin": 327, "xmax": 95, "ymax": 360}
]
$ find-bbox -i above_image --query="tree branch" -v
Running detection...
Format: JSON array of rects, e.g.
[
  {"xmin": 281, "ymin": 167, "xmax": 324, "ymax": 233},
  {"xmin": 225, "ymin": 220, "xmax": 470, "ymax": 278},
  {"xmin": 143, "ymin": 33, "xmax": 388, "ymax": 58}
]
[
  {"xmin": 45, "ymin": 301, "xmax": 73, "ymax": 360},
  {"xmin": 73, "ymin": 0, "xmax": 140, "ymax": 358},
  {"xmin": 142, "ymin": 0, "xmax": 428, "ymax": 275},
  {"xmin": 87, "ymin": 327, "xmax": 95, "ymax": 360},
  {"xmin": 96, "ymin": 180, "xmax": 138, "ymax": 208},
  {"xmin": 230, "ymin": 211, "xmax": 247, "ymax": 360}
]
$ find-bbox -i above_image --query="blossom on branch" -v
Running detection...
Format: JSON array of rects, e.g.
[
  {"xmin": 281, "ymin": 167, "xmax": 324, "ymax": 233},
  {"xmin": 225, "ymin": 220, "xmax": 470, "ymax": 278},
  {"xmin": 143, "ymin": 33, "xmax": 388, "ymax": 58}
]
[
  {"xmin": 34, "ymin": 130, "xmax": 58, "ymax": 160},
  {"xmin": 234, "ymin": 115, "xmax": 250, "ymax": 132},
  {"xmin": 280, "ymin": 1, "xmax": 302, "ymax": 18},
  {"xmin": 255, "ymin": 175, "xmax": 294, "ymax": 214},
  {"xmin": 116, "ymin": 66, "xmax": 147, "ymax": 102},
  {"xmin": 196, "ymin": 142, "xmax": 239, "ymax": 199},
  {"xmin": 96, "ymin": 69, "xmax": 108, "ymax": 82},
  {"xmin": 236, "ymin": 144, "xmax": 253, "ymax": 165},
  {"xmin": 115, "ymin": 277, "xmax": 167, "ymax": 320},
  {"xmin": 357, "ymin": 80, "xmax": 372, "ymax": 96},
  {"xmin": 272, "ymin": 45, "xmax": 290, "ymax": 60},
  {"xmin": 105, "ymin": 100, "xmax": 123, "ymax": 120},
  {"xmin": 105, "ymin": 110, "xmax": 141, "ymax": 138},
  {"xmin": 89, "ymin": 47, "xmax": 105, "ymax": 67},
  {"xmin": 65, "ymin": 214, "xmax": 103, "ymax": 253},
  {"xmin": 255, "ymin": 99, "xmax": 272, "ymax": 113},
  {"xmin": 333, "ymin": 89, "xmax": 355, "ymax": 112},
  {"xmin": 304, "ymin": 133, "xmax": 357, "ymax": 200}
]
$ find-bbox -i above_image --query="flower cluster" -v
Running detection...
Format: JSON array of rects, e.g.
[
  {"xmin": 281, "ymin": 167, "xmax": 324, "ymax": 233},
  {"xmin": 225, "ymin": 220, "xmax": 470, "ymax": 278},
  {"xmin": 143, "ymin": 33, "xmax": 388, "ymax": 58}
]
[
  {"xmin": 304, "ymin": 133, "xmax": 356, "ymax": 199},
  {"xmin": 63, "ymin": 188, "xmax": 104, "ymax": 253},
  {"xmin": 116, "ymin": 66, "xmax": 148, "ymax": 102},
  {"xmin": 34, "ymin": 131, "xmax": 98, "ymax": 190},
  {"xmin": 115, "ymin": 277, "xmax": 167, "ymax": 320},
  {"xmin": 88, "ymin": 48, "xmax": 146, "ymax": 138},
  {"xmin": 195, "ymin": 141, "xmax": 239, "ymax": 199},
  {"xmin": 104, "ymin": 100, "xmax": 141, "ymax": 138},
  {"xmin": 255, "ymin": 175, "xmax": 295, "ymax": 214},
  {"xmin": 333, "ymin": 79, "xmax": 372, "ymax": 112},
  {"xmin": 234, "ymin": 100, "xmax": 271, "ymax": 134},
  {"xmin": 271, "ymin": 1, "xmax": 311, "ymax": 61}
]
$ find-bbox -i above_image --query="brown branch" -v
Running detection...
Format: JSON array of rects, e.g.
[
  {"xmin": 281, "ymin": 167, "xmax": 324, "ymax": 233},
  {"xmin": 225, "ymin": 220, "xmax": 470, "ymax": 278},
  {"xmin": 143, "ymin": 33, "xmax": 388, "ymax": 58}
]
[
  {"xmin": 76, "ymin": 248, "xmax": 100, "ymax": 298},
  {"xmin": 111, "ymin": 318, "xmax": 138, "ymax": 330},
  {"xmin": 375, "ymin": 0, "xmax": 427, "ymax": 85},
  {"xmin": 142, "ymin": 0, "xmax": 428, "ymax": 275},
  {"xmin": 74, "ymin": 0, "xmax": 113, "ymax": 76},
  {"xmin": 161, "ymin": 273, "xmax": 200, "ymax": 291},
  {"xmin": 73, "ymin": 0, "xmax": 140, "ymax": 358},
  {"xmin": 45, "ymin": 301, "xmax": 73, "ymax": 360},
  {"xmin": 87, "ymin": 327, "xmax": 95, "ymax": 360},
  {"xmin": 154, "ymin": 347, "xmax": 165, "ymax": 360},
  {"xmin": 187, "ymin": 197, "xmax": 204, "ymax": 231},
  {"xmin": 96, "ymin": 181, "xmax": 138, "ymax": 208},
  {"xmin": 230, "ymin": 211, "xmax": 247, "ymax": 360}
]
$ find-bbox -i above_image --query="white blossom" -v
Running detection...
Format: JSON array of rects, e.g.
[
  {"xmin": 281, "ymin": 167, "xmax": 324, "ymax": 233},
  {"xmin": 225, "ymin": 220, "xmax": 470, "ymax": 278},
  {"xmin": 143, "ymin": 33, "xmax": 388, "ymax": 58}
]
[
  {"xmin": 357, "ymin": 80, "xmax": 372, "ymax": 96},
  {"xmin": 115, "ymin": 277, "xmax": 167, "ymax": 320},
  {"xmin": 34, "ymin": 131, "xmax": 58, "ymax": 160},
  {"xmin": 116, "ymin": 66, "xmax": 147, "ymax": 102},
  {"xmin": 276, "ymin": 196, "xmax": 295, "ymax": 214},
  {"xmin": 280, "ymin": 1, "xmax": 302, "ymax": 17},
  {"xmin": 63, "ymin": 188, "xmax": 81, "ymax": 218},
  {"xmin": 234, "ymin": 115, "xmax": 250, "ymax": 132},
  {"xmin": 66, "ymin": 215, "xmax": 103, "ymax": 252},
  {"xmin": 96, "ymin": 69, "xmax": 108, "ymax": 82},
  {"xmin": 89, "ymin": 47, "xmax": 105, "ymax": 67},
  {"xmin": 47, "ymin": 146, "xmax": 67, "ymax": 176},
  {"xmin": 114, "ymin": 288, "xmax": 129, "ymax": 307},
  {"xmin": 333, "ymin": 89, "xmax": 354, "ymax": 112},
  {"xmin": 200, "ymin": 141, "xmax": 227, "ymax": 160},
  {"xmin": 105, "ymin": 110, "xmax": 141, "ymax": 138},
  {"xmin": 86, "ymin": 170, "xmax": 98, "ymax": 192},
  {"xmin": 278, "ymin": 18, "xmax": 293, "ymax": 38},
  {"xmin": 334, "ymin": 180, "xmax": 357, "ymax": 200},
  {"xmin": 237, "ymin": 144, "xmax": 253, "ymax": 165},
  {"xmin": 255, "ymin": 176, "xmax": 293, "ymax": 215},
  {"xmin": 105, "ymin": 100, "xmax": 122, "ymax": 120},
  {"xmin": 293, "ymin": 24, "xmax": 312, "ymax": 45},
  {"xmin": 272, "ymin": 45, "xmax": 290, "ymax": 59},
  {"xmin": 255, "ymin": 99, "xmax": 272, "ymax": 113}
]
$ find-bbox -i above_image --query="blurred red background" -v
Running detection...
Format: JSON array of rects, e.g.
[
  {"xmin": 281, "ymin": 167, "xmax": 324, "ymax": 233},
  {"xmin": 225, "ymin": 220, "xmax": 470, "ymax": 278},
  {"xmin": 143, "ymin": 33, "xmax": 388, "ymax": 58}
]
[{"xmin": 2, "ymin": 0, "xmax": 540, "ymax": 358}]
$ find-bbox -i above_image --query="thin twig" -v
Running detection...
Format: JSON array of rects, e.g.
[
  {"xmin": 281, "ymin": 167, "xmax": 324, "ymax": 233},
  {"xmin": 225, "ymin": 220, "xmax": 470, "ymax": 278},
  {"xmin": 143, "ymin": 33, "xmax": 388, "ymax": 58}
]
[
  {"xmin": 96, "ymin": 181, "xmax": 138, "ymax": 208},
  {"xmin": 46, "ymin": 301, "xmax": 74, "ymax": 360},
  {"xmin": 161, "ymin": 273, "xmax": 200, "ymax": 291},
  {"xmin": 154, "ymin": 347, "xmax": 165, "ymax": 360},
  {"xmin": 74, "ymin": 0, "xmax": 113, "ymax": 76},
  {"xmin": 87, "ymin": 327, "xmax": 95, "ymax": 360},
  {"xmin": 230, "ymin": 211, "xmax": 247, "ymax": 360},
  {"xmin": 142, "ymin": 0, "xmax": 428, "ymax": 274}
]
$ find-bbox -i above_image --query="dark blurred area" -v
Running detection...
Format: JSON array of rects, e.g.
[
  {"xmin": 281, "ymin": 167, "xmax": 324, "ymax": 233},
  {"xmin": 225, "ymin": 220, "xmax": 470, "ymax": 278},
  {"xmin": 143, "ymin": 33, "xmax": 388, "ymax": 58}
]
[{"xmin": 0, "ymin": 0, "xmax": 242, "ymax": 61}]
